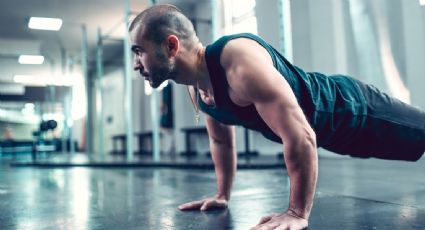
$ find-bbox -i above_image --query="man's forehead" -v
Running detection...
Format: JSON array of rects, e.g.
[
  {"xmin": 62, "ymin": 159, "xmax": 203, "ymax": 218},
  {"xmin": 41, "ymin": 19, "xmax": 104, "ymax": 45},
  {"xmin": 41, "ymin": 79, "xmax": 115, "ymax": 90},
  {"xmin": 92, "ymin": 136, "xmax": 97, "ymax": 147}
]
[
  {"xmin": 129, "ymin": 23, "xmax": 142, "ymax": 38},
  {"xmin": 130, "ymin": 27, "xmax": 151, "ymax": 45},
  {"xmin": 131, "ymin": 37, "xmax": 151, "ymax": 49},
  {"xmin": 129, "ymin": 28, "xmax": 142, "ymax": 41}
]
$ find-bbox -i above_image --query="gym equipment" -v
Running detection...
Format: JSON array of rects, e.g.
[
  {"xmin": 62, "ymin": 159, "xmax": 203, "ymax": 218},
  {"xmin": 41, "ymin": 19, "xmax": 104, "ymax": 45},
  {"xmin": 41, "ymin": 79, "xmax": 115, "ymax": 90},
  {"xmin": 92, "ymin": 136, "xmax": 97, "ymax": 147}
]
[{"xmin": 32, "ymin": 119, "xmax": 58, "ymax": 160}]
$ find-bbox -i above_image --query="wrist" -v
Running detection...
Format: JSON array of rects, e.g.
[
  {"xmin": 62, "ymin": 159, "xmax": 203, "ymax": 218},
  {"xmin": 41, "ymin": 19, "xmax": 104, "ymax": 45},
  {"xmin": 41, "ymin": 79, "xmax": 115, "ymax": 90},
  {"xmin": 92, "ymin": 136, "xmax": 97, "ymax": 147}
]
[
  {"xmin": 215, "ymin": 193, "xmax": 230, "ymax": 201},
  {"xmin": 287, "ymin": 207, "xmax": 309, "ymax": 220}
]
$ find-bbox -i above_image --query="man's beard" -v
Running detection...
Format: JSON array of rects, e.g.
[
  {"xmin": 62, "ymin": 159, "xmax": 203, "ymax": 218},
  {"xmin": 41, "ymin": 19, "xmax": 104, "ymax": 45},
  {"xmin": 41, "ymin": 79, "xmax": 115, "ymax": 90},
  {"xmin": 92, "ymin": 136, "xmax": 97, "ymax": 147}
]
[{"xmin": 148, "ymin": 50, "xmax": 176, "ymax": 88}]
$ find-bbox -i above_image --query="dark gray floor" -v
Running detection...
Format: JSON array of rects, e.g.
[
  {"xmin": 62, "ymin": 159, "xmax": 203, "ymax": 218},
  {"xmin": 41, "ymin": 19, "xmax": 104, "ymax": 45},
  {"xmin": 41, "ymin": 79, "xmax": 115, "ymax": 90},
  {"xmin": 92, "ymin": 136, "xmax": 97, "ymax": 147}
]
[
  {"xmin": 0, "ymin": 154, "xmax": 424, "ymax": 229},
  {"xmin": 8, "ymin": 153, "xmax": 283, "ymax": 169}
]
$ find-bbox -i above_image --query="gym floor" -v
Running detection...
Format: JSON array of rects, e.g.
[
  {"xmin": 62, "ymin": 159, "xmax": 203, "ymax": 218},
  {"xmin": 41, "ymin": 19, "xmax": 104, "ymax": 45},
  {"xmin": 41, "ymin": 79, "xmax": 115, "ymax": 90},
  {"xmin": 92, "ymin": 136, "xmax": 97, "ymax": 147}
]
[{"xmin": 0, "ymin": 154, "xmax": 424, "ymax": 230}]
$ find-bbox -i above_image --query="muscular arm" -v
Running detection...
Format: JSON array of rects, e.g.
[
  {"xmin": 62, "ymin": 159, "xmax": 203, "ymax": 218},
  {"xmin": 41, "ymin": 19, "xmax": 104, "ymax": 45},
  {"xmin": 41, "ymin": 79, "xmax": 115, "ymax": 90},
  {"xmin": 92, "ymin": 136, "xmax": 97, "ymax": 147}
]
[
  {"xmin": 205, "ymin": 114, "xmax": 237, "ymax": 200},
  {"xmin": 178, "ymin": 89, "xmax": 236, "ymax": 211},
  {"xmin": 222, "ymin": 39, "xmax": 318, "ymax": 220}
]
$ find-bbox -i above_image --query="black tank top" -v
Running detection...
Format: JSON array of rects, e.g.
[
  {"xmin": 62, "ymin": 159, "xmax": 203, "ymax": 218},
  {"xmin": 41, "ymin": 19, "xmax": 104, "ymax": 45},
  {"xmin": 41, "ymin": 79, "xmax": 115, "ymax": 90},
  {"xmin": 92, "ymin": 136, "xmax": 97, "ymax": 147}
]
[{"xmin": 199, "ymin": 33, "xmax": 367, "ymax": 147}]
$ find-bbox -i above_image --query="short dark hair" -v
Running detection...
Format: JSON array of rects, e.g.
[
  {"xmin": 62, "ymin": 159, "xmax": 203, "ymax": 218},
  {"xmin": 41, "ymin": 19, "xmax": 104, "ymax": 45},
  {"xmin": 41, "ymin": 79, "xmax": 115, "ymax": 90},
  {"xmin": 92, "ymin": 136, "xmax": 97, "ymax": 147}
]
[{"xmin": 129, "ymin": 4, "xmax": 198, "ymax": 49}]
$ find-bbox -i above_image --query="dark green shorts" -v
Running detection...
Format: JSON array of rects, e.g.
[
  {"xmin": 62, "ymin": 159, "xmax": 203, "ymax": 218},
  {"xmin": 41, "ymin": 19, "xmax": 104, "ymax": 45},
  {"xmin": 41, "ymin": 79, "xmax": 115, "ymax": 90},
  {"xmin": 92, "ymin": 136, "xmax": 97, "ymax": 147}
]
[{"xmin": 324, "ymin": 80, "xmax": 425, "ymax": 161}]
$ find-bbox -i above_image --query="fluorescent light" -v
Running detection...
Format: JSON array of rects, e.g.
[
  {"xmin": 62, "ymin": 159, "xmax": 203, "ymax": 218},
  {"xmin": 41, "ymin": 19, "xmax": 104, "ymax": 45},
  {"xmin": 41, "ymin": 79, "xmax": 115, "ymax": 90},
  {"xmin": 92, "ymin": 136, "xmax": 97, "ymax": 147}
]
[
  {"xmin": 421, "ymin": 0, "xmax": 425, "ymax": 6},
  {"xmin": 28, "ymin": 17, "xmax": 63, "ymax": 31},
  {"xmin": 18, "ymin": 55, "xmax": 44, "ymax": 64},
  {"xmin": 13, "ymin": 74, "xmax": 83, "ymax": 86},
  {"xmin": 14, "ymin": 75, "xmax": 43, "ymax": 86}
]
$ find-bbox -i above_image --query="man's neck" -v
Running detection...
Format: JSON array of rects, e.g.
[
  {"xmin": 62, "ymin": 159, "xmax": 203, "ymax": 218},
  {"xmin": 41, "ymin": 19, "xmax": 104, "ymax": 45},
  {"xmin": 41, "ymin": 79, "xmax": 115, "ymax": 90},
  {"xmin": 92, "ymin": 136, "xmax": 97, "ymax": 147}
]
[
  {"xmin": 177, "ymin": 43, "xmax": 212, "ymax": 92},
  {"xmin": 194, "ymin": 45, "xmax": 212, "ymax": 92}
]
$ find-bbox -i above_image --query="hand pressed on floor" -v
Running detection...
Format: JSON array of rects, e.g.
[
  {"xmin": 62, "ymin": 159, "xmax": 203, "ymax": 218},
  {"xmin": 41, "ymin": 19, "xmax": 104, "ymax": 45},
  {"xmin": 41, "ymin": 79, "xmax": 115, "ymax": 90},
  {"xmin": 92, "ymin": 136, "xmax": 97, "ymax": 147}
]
[
  {"xmin": 250, "ymin": 210, "xmax": 308, "ymax": 230},
  {"xmin": 178, "ymin": 195, "xmax": 228, "ymax": 211}
]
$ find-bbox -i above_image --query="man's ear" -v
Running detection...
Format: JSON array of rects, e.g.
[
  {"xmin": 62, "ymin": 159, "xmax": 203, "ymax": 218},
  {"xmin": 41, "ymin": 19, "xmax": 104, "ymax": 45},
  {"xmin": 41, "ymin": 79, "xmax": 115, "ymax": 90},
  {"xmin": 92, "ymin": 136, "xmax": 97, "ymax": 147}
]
[{"xmin": 166, "ymin": 35, "xmax": 179, "ymax": 57}]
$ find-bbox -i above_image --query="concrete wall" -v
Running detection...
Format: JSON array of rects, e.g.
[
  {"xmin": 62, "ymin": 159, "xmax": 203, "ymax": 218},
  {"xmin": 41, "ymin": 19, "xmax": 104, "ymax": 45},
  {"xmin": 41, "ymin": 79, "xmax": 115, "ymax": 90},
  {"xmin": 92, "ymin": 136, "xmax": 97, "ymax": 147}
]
[
  {"xmin": 290, "ymin": 0, "xmax": 353, "ymax": 74},
  {"xmin": 256, "ymin": 0, "xmax": 280, "ymax": 49},
  {"xmin": 96, "ymin": 67, "xmax": 144, "ymax": 153},
  {"xmin": 98, "ymin": 68, "xmax": 125, "ymax": 152},
  {"xmin": 402, "ymin": 0, "xmax": 425, "ymax": 109}
]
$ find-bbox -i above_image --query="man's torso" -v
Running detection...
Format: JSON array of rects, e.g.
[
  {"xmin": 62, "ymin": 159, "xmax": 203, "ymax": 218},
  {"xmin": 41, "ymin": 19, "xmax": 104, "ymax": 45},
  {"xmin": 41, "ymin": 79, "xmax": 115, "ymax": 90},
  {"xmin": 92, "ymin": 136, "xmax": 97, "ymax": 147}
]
[{"xmin": 200, "ymin": 33, "xmax": 367, "ymax": 147}]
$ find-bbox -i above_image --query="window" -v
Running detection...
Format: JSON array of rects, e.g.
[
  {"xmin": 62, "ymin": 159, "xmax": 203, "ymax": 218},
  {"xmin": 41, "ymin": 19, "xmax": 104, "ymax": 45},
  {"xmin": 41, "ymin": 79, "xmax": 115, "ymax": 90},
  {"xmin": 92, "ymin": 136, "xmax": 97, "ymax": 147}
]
[{"xmin": 224, "ymin": 0, "xmax": 258, "ymax": 35}]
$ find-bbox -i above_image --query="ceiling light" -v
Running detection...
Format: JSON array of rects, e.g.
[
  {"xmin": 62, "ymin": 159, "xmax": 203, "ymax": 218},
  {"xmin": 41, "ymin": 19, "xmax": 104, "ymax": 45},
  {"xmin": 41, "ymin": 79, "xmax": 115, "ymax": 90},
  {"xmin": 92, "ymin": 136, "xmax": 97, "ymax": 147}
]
[
  {"xmin": 13, "ymin": 74, "xmax": 83, "ymax": 86},
  {"xmin": 13, "ymin": 75, "xmax": 44, "ymax": 86},
  {"xmin": 18, "ymin": 55, "xmax": 44, "ymax": 64},
  {"xmin": 421, "ymin": 0, "xmax": 425, "ymax": 5},
  {"xmin": 28, "ymin": 17, "xmax": 63, "ymax": 31}
]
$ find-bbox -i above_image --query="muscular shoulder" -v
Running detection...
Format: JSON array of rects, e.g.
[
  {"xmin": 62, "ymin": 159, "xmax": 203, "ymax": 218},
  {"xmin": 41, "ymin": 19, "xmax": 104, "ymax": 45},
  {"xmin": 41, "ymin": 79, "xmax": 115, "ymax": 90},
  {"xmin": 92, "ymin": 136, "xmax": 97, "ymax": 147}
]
[
  {"xmin": 219, "ymin": 38, "xmax": 277, "ymax": 104},
  {"xmin": 220, "ymin": 38, "xmax": 272, "ymax": 71}
]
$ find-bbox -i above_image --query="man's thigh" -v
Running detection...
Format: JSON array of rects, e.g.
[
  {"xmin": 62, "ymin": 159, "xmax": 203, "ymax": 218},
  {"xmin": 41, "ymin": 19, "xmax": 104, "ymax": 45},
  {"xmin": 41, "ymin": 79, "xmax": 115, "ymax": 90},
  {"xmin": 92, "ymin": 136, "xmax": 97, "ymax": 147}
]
[{"xmin": 326, "ymin": 81, "xmax": 425, "ymax": 161}]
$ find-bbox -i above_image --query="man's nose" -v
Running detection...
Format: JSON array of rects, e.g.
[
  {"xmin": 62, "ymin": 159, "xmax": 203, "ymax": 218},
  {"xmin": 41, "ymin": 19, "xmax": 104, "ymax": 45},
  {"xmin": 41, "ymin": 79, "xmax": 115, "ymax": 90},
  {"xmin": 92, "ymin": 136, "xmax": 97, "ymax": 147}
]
[{"xmin": 133, "ymin": 56, "xmax": 142, "ymax": 71}]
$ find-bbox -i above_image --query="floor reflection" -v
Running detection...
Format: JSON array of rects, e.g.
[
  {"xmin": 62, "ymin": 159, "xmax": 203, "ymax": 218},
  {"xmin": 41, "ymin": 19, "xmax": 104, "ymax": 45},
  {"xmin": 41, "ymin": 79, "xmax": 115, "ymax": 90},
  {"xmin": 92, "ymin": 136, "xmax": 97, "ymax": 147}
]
[{"xmin": 0, "ymin": 157, "xmax": 424, "ymax": 229}]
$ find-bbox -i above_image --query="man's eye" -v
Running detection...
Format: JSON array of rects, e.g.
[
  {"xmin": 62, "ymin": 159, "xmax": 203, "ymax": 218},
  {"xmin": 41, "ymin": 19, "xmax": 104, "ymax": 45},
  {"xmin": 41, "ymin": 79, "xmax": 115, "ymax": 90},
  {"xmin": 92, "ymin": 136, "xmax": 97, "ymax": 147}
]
[{"xmin": 132, "ymin": 48, "xmax": 142, "ymax": 55}]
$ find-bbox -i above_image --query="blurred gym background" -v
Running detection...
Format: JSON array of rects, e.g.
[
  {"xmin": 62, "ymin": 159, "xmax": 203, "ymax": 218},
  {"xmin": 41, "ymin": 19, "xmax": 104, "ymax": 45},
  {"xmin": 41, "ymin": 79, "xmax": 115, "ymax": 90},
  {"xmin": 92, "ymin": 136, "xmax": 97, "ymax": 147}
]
[
  {"xmin": 1, "ymin": 0, "xmax": 424, "ymax": 161},
  {"xmin": 0, "ymin": 1, "xmax": 425, "ymax": 229}
]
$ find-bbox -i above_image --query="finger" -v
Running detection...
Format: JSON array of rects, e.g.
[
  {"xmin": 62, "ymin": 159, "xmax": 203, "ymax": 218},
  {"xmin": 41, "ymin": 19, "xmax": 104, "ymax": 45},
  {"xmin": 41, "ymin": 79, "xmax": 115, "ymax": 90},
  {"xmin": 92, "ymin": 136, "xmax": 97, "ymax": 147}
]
[
  {"xmin": 179, "ymin": 200, "xmax": 203, "ymax": 209},
  {"xmin": 250, "ymin": 225, "xmax": 260, "ymax": 230},
  {"xmin": 250, "ymin": 221, "xmax": 270, "ymax": 230},
  {"xmin": 257, "ymin": 213, "xmax": 279, "ymax": 225},
  {"xmin": 200, "ymin": 200, "xmax": 212, "ymax": 211},
  {"xmin": 178, "ymin": 200, "xmax": 204, "ymax": 210},
  {"xmin": 200, "ymin": 199, "xmax": 227, "ymax": 211},
  {"xmin": 257, "ymin": 222, "xmax": 280, "ymax": 230},
  {"xmin": 257, "ymin": 215, "xmax": 273, "ymax": 225},
  {"xmin": 277, "ymin": 224, "xmax": 306, "ymax": 230}
]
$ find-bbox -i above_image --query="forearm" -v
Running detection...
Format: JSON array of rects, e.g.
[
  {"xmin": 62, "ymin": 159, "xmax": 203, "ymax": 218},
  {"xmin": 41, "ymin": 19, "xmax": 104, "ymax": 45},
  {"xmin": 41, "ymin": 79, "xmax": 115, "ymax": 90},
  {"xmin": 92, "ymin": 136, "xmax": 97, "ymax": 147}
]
[
  {"xmin": 284, "ymin": 140, "xmax": 318, "ymax": 219},
  {"xmin": 210, "ymin": 138, "xmax": 237, "ymax": 200}
]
